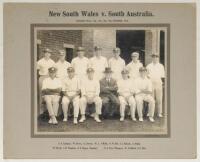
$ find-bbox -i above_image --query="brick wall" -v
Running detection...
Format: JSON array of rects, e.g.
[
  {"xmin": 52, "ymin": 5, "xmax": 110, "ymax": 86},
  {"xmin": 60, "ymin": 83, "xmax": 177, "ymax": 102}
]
[
  {"xmin": 82, "ymin": 30, "xmax": 94, "ymax": 58},
  {"xmin": 37, "ymin": 30, "xmax": 82, "ymax": 62},
  {"xmin": 93, "ymin": 29, "xmax": 116, "ymax": 59},
  {"xmin": 82, "ymin": 29, "xmax": 116, "ymax": 59},
  {"xmin": 37, "ymin": 29, "xmax": 162, "ymax": 65}
]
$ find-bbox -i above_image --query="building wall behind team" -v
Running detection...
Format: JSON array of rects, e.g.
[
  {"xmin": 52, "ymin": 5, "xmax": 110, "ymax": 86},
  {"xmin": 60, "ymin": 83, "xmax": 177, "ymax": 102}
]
[
  {"xmin": 82, "ymin": 29, "xmax": 116, "ymax": 59},
  {"xmin": 93, "ymin": 29, "xmax": 116, "ymax": 59},
  {"xmin": 37, "ymin": 30, "xmax": 82, "ymax": 62}
]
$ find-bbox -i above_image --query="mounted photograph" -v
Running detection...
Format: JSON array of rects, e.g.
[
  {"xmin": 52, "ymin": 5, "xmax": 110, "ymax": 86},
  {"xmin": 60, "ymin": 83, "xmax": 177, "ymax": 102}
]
[{"xmin": 31, "ymin": 25, "xmax": 170, "ymax": 137}]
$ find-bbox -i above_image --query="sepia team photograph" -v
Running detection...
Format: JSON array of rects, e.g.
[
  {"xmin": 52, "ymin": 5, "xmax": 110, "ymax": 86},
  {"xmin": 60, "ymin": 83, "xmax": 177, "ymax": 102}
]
[
  {"xmin": 32, "ymin": 25, "xmax": 169, "ymax": 136},
  {"xmin": 3, "ymin": 2, "xmax": 198, "ymax": 159}
]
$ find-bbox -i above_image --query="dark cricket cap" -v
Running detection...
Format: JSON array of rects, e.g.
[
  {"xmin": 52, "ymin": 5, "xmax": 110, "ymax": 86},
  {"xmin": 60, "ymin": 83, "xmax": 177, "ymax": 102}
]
[
  {"xmin": 67, "ymin": 67, "xmax": 75, "ymax": 72},
  {"xmin": 113, "ymin": 47, "xmax": 120, "ymax": 53},
  {"xmin": 94, "ymin": 46, "xmax": 102, "ymax": 51},
  {"xmin": 76, "ymin": 46, "xmax": 85, "ymax": 52},
  {"xmin": 43, "ymin": 48, "xmax": 52, "ymax": 53},
  {"xmin": 103, "ymin": 67, "xmax": 113, "ymax": 73},
  {"xmin": 87, "ymin": 67, "xmax": 95, "ymax": 73},
  {"xmin": 139, "ymin": 67, "xmax": 147, "ymax": 72},
  {"xmin": 48, "ymin": 67, "xmax": 57, "ymax": 73}
]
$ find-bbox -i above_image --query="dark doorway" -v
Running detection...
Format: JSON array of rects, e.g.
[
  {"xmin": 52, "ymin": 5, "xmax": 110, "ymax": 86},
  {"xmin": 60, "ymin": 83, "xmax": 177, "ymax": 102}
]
[
  {"xmin": 116, "ymin": 30, "xmax": 145, "ymax": 65},
  {"xmin": 160, "ymin": 31, "xmax": 165, "ymax": 66},
  {"xmin": 65, "ymin": 48, "xmax": 74, "ymax": 63}
]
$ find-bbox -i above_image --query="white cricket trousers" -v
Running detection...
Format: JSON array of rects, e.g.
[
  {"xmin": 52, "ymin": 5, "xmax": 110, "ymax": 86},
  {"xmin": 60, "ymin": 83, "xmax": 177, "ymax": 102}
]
[
  {"xmin": 62, "ymin": 96, "xmax": 80, "ymax": 118},
  {"xmin": 80, "ymin": 96, "xmax": 102, "ymax": 115},
  {"xmin": 38, "ymin": 75, "xmax": 48, "ymax": 114},
  {"xmin": 135, "ymin": 94, "xmax": 155, "ymax": 118},
  {"xmin": 44, "ymin": 95, "xmax": 60, "ymax": 117},
  {"xmin": 118, "ymin": 96, "xmax": 136, "ymax": 118},
  {"xmin": 152, "ymin": 81, "xmax": 163, "ymax": 115}
]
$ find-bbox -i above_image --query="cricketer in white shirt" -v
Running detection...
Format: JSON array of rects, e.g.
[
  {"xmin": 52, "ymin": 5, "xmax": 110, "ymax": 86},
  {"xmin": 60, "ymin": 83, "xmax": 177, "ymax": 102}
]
[
  {"xmin": 37, "ymin": 57, "xmax": 55, "ymax": 91},
  {"xmin": 108, "ymin": 56, "xmax": 125, "ymax": 80},
  {"xmin": 126, "ymin": 52, "xmax": 143, "ymax": 80},
  {"xmin": 37, "ymin": 58, "xmax": 55, "ymax": 76},
  {"xmin": 146, "ymin": 55, "xmax": 165, "ymax": 117},
  {"xmin": 62, "ymin": 67, "xmax": 81, "ymax": 124},
  {"xmin": 37, "ymin": 49, "xmax": 55, "ymax": 114},
  {"xmin": 42, "ymin": 67, "xmax": 62, "ymax": 124},
  {"xmin": 89, "ymin": 56, "xmax": 108, "ymax": 80},
  {"xmin": 55, "ymin": 60, "xmax": 71, "ymax": 80},
  {"xmin": 108, "ymin": 47, "xmax": 125, "ymax": 80},
  {"xmin": 134, "ymin": 67, "xmax": 155, "ymax": 122},
  {"xmin": 89, "ymin": 46, "xmax": 108, "ymax": 80},
  {"xmin": 79, "ymin": 68, "xmax": 102, "ymax": 123},
  {"xmin": 71, "ymin": 47, "xmax": 89, "ymax": 80},
  {"xmin": 117, "ymin": 69, "xmax": 137, "ymax": 121}
]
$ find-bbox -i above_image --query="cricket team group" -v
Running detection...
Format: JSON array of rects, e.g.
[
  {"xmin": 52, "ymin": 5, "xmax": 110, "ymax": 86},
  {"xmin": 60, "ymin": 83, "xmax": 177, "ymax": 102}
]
[{"xmin": 37, "ymin": 46, "xmax": 165, "ymax": 125}]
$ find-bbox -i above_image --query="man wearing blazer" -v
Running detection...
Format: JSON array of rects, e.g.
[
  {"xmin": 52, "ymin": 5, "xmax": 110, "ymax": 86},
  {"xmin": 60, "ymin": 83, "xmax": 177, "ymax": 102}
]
[{"xmin": 100, "ymin": 67, "xmax": 120, "ymax": 118}]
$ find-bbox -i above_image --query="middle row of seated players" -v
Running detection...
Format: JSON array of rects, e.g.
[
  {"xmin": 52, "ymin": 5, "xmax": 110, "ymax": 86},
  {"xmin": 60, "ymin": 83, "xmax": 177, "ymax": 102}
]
[{"xmin": 42, "ymin": 66, "xmax": 155, "ymax": 125}]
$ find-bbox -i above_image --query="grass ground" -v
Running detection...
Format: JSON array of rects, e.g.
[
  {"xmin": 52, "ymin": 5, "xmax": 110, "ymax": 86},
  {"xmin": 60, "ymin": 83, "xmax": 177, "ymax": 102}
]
[{"xmin": 38, "ymin": 114, "xmax": 167, "ymax": 133}]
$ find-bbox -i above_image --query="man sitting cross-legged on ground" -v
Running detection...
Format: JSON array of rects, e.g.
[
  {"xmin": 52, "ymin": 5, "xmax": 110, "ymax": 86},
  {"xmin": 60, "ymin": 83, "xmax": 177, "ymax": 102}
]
[
  {"xmin": 62, "ymin": 67, "xmax": 81, "ymax": 124},
  {"xmin": 135, "ymin": 67, "xmax": 155, "ymax": 122},
  {"xmin": 100, "ymin": 67, "xmax": 120, "ymax": 118},
  {"xmin": 79, "ymin": 67, "xmax": 102, "ymax": 123},
  {"xmin": 117, "ymin": 69, "xmax": 137, "ymax": 122},
  {"xmin": 42, "ymin": 67, "xmax": 62, "ymax": 125}
]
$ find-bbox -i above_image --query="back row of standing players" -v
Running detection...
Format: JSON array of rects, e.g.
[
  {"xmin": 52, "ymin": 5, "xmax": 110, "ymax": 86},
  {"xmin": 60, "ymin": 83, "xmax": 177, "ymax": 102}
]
[{"xmin": 37, "ymin": 46, "xmax": 165, "ymax": 124}]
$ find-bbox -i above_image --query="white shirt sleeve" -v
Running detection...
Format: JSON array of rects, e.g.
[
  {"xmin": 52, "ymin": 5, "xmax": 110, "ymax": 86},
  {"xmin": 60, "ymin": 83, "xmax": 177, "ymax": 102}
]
[
  {"xmin": 117, "ymin": 80, "xmax": 122, "ymax": 94},
  {"xmin": 37, "ymin": 60, "xmax": 41, "ymax": 70},
  {"xmin": 77, "ymin": 78, "xmax": 81, "ymax": 91},
  {"xmin": 160, "ymin": 64, "xmax": 165, "ymax": 78},
  {"xmin": 147, "ymin": 79, "xmax": 153, "ymax": 92},
  {"xmin": 71, "ymin": 58, "xmax": 75, "ymax": 68},
  {"xmin": 139, "ymin": 62, "xmax": 143, "ymax": 68},
  {"xmin": 126, "ymin": 63, "xmax": 130, "ymax": 71},
  {"xmin": 146, "ymin": 64, "xmax": 151, "ymax": 77},
  {"xmin": 41, "ymin": 78, "xmax": 47, "ymax": 90},
  {"xmin": 67, "ymin": 61, "xmax": 71, "ymax": 67},
  {"xmin": 122, "ymin": 59, "xmax": 125, "ymax": 69}
]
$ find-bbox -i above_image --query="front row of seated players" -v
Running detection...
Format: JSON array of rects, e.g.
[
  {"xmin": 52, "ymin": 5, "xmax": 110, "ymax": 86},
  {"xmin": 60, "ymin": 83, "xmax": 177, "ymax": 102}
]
[{"xmin": 42, "ymin": 66, "xmax": 155, "ymax": 125}]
